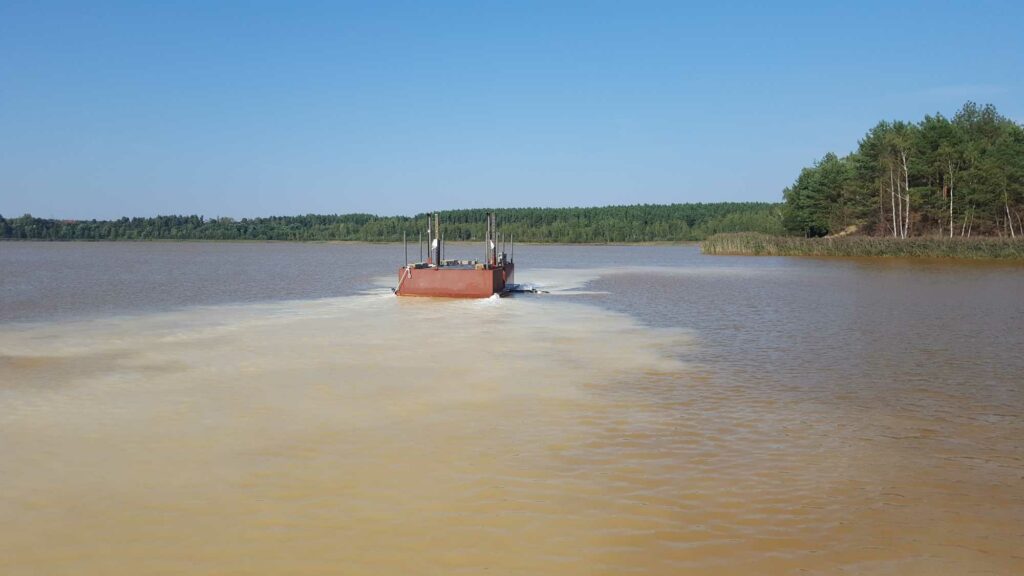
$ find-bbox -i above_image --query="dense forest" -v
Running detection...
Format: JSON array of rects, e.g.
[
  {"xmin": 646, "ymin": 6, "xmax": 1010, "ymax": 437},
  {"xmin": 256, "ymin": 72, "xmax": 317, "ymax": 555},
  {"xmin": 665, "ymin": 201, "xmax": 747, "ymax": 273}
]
[
  {"xmin": 0, "ymin": 203, "xmax": 782, "ymax": 243},
  {"xmin": 783, "ymin": 102, "xmax": 1024, "ymax": 238}
]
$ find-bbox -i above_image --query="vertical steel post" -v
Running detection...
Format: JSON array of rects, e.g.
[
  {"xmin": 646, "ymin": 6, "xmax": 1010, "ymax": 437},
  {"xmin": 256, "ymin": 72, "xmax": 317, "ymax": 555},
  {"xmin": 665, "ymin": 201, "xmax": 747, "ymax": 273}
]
[
  {"xmin": 434, "ymin": 213, "xmax": 441, "ymax": 266},
  {"xmin": 491, "ymin": 213, "xmax": 497, "ymax": 266},
  {"xmin": 404, "ymin": 231, "xmax": 408, "ymax": 266}
]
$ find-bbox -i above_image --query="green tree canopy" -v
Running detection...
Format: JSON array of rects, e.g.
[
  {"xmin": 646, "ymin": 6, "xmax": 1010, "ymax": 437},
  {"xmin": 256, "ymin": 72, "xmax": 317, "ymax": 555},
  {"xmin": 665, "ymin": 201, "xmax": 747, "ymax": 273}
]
[{"xmin": 782, "ymin": 102, "xmax": 1024, "ymax": 237}]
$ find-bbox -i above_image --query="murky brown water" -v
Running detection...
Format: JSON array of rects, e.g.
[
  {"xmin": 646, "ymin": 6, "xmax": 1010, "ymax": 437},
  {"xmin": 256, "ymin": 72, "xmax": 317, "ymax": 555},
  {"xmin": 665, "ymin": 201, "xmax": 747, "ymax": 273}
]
[{"xmin": 2, "ymin": 243, "xmax": 1023, "ymax": 575}]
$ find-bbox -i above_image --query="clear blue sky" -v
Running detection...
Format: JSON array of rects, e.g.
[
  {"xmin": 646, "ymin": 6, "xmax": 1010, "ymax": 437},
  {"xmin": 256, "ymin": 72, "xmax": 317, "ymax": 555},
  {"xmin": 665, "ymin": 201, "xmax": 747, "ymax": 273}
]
[{"xmin": 2, "ymin": 1, "xmax": 1021, "ymax": 219}]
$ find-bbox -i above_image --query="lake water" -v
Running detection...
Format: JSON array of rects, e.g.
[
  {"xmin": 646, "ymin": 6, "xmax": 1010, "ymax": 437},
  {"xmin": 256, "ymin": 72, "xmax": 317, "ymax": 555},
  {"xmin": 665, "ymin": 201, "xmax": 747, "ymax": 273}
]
[{"xmin": 2, "ymin": 242, "xmax": 1023, "ymax": 575}]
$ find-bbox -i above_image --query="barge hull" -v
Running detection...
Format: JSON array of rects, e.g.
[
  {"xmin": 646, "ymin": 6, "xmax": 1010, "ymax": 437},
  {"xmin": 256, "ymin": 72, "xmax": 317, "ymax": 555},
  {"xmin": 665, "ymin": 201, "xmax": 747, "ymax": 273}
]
[{"xmin": 396, "ymin": 264, "xmax": 513, "ymax": 298}]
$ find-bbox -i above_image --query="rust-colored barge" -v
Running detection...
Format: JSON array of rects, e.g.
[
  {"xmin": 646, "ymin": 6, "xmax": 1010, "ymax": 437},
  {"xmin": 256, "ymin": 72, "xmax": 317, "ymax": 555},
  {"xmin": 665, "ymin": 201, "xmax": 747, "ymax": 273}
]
[{"xmin": 395, "ymin": 212, "xmax": 514, "ymax": 298}]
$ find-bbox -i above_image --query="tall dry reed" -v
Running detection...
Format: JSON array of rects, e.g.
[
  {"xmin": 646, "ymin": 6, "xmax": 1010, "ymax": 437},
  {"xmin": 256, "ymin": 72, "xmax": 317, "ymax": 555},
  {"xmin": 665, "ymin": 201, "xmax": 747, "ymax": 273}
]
[{"xmin": 701, "ymin": 233, "xmax": 1024, "ymax": 259}]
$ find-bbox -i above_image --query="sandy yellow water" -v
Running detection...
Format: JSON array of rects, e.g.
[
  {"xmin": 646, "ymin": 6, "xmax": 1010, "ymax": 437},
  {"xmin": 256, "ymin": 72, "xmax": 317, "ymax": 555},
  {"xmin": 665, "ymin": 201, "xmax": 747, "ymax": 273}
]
[{"xmin": 1, "ymin": 290, "xmax": 1022, "ymax": 575}]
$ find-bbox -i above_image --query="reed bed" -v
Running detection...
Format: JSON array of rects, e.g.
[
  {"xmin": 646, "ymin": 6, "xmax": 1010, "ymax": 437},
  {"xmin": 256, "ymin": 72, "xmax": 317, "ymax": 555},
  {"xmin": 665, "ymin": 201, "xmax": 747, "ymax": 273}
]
[{"xmin": 701, "ymin": 233, "xmax": 1024, "ymax": 260}]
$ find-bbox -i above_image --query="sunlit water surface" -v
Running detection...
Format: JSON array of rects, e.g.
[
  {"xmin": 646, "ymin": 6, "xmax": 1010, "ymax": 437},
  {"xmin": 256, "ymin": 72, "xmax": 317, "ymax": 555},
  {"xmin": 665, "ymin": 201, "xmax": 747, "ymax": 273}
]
[{"xmin": 2, "ymin": 242, "xmax": 1023, "ymax": 575}]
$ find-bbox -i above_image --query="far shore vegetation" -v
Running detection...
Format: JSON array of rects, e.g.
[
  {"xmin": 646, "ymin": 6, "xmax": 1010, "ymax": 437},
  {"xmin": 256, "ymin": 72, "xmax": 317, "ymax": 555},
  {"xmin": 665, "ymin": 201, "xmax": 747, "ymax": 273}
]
[{"xmin": 0, "ymin": 203, "xmax": 782, "ymax": 243}]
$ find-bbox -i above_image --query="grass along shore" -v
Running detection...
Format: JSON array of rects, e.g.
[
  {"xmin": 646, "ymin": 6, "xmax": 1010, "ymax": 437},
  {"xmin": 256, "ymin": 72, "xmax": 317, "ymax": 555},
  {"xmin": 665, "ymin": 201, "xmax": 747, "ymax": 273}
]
[{"xmin": 701, "ymin": 233, "xmax": 1024, "ymax": 260}]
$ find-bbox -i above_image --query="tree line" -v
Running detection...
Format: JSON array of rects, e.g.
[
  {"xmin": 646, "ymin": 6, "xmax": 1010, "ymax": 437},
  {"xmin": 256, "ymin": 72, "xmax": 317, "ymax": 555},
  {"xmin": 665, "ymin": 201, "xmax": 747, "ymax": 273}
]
[
  {"xmin": 783, "ymin": 102, "xmax": 1024, "ymax": 238},
  {"xmin": 0, "ymin": 203, "xmax": 783, "ymax": 243}
]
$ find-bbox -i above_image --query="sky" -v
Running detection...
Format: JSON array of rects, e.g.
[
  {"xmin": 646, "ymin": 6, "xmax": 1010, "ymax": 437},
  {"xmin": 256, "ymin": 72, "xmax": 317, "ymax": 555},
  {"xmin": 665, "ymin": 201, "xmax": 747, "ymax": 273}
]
[{"xmin": 1, "ymin": 1, "xmax": 1021, "ymax": 219}]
